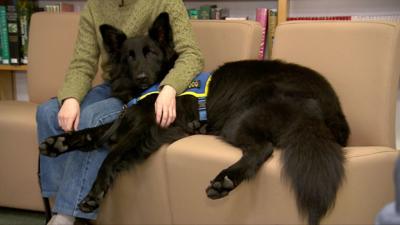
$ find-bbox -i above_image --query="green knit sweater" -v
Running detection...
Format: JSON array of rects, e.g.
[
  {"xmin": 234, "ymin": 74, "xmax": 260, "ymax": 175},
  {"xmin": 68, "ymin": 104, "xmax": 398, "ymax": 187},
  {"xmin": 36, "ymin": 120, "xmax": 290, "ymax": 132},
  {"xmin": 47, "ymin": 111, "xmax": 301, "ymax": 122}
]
[{"xmin": 58, "ymin": 0, "xmax": 204, "ymax": 103}]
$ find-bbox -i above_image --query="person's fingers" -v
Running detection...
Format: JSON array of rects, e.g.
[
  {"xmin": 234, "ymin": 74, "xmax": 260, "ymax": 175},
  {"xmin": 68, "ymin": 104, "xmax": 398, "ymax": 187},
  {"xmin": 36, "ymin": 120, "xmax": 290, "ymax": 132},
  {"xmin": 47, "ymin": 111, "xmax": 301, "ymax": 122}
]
[
  {"xmin": 65, "ymin": 118, "xmax": 74, "ymax": 132},
  {"xmin": 73, "ymin": 113, "xmax": 80, "ymax": 131},
  {"xmin": 166, "ymin": 102, "xmax": 176, "ymax": 127},
  {"xmin": 160, "ymin": 105, "xmax": 169, "ymax": 128},
  {"xmin": 155, "ymin": 85, "xmax": 177, "ymax": 128},
  {"xmin": 58, "ymin": 117, "xmax": 63, "ymax": 130},
  {"xmin": 155, "ymin": 102, "xmax": 163, "ymax": 125},
  {"xmin": 57, "ymin": 98, "xmax": 80, "ymax": 132}
]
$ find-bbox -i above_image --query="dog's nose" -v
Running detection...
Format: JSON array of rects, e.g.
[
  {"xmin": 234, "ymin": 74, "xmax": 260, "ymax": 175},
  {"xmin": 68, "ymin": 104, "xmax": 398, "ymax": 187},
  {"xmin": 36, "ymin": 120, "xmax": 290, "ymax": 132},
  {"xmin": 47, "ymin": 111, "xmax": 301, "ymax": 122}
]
[{"xmin": 136, "ymin": 73, "xmax": 148, "ymax": 83}]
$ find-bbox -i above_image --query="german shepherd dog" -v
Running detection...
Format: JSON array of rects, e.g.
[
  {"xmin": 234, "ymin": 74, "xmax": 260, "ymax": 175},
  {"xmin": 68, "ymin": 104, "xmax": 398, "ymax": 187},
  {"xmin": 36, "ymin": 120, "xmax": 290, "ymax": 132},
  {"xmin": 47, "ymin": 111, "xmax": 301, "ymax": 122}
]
[{"xmin": 39, "ymin": 12, "xmax": 349, "ymax": 225}]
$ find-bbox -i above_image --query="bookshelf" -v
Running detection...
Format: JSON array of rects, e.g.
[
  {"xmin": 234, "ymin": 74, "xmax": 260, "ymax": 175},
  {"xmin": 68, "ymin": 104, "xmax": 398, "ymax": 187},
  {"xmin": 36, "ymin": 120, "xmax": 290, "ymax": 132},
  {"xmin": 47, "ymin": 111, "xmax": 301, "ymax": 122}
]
[
  {"xmin": 277, "ymin": 0, "xmax": 288, "ymax": 24},
  {"xmin": 0, "ymin": 65, "xmax": 27, "ymax": 71},
  {"xmin": 8, "ymin": 0, "xmax": 400, "ymax": 100},
  {"xmin": 0, "ymin": 0, "xmax": 287, "ymax": 74}
]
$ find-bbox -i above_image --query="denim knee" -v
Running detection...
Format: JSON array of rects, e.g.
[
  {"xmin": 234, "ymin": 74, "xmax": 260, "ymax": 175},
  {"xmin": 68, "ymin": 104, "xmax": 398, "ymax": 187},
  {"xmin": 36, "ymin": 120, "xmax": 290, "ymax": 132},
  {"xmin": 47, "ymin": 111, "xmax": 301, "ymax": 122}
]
[
  {"xmin": 36, "ymin": 98, "xmax": 59, "ymax": 123},
  {"xmin": 36, "ymin": 98, "xmax": 61, "ymax": 142},
  {"xmin": 78, "ymin": 98, "xmax": 123, "ymax": 130}
]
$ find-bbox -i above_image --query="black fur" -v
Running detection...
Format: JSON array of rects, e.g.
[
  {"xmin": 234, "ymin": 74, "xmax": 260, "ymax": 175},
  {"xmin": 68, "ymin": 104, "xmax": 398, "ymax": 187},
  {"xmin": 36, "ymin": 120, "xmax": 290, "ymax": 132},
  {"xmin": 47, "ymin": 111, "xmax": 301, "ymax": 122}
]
[{"xmin": 39, "ymin": 12, "xmax": 349, "ymax": 225}]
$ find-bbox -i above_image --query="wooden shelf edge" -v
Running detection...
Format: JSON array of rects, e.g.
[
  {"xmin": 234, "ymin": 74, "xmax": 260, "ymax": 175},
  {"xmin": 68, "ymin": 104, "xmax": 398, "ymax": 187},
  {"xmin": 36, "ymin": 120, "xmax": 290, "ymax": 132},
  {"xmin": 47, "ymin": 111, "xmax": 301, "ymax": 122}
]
[
  {"xmin": 278, "ymin": 0, "xmax": 288, "ymax": 24},
  {"xmin": 0, "ymin": 65, "xmax": 27, "ymax": 71}
]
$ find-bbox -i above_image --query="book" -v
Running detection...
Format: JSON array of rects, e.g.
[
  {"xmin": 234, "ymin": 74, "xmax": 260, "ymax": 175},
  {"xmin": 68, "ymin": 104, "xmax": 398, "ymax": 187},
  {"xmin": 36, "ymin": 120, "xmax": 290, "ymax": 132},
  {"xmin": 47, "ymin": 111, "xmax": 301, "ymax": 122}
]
[
  {"xmin": 16, "ymin": 0, "xmax": 33, "ymax": 64},
  {"xmin": 198, "ymin": 5, "xmax": 217, "ymax": 20},
  {"xmin": 6, "ymin": 0, "xmax": 22, "ymax": 65},
  {"xmin": 44, "ymin": 2, "xmax": 74, "ymax": 13},
  {"xmin": 287, "ymin": 16, "xmax": 351, "ymax": 21},
  {"xmin": 265, "ymin": 9, "xmax": 277, "ymax": 59},
  {"xmin": 288, "ymin": 15, "xmax": 400, "ymax": 22},
  {"xmin": 351, "ymin": 15, "xmax": 400, "ymax": 22},
  {"xmin": 0, "ymin": 27, "xmax": 2, "ymax": 63},
  {"xmin": 187, "ymin": 8, "xmax": 199, "ymax": 19},
  {"xmin": 0, "ymin": 4, "xmax": 9, "ymax": 64},
  {"xmin": 187, "ymin": 5, "xmax": 228, "ymax": 20},
  {"xmin": 256, "ymin": 8, "xmax": 268, "ymax": 60},
  {"xmin": 225, "ymin": 17, "xmax": 248, "ymax": 20}
]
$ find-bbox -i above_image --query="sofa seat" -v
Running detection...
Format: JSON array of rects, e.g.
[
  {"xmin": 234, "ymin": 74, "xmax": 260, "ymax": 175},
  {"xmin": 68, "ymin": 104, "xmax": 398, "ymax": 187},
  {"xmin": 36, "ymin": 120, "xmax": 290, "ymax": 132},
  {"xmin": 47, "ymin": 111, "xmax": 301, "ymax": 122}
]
[
  {"xmin": 166, "ymin": 136, "xmax": 397, "ymax": 224},
  {"xmin": 98, "ymin": 135, "xmax": 397, "ymax": 224}
]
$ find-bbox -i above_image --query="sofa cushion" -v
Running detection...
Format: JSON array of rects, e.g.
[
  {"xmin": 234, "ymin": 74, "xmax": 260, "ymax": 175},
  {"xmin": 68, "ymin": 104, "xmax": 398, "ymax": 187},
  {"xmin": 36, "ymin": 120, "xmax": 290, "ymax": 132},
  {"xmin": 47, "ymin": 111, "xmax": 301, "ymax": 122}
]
[
  {"xmin": 191, "ymin": 20, "xmax": 262, "ymax": 71},
  {"xmin": 272, "ymin": 21, "xmax": 400, "ymax": 147}
]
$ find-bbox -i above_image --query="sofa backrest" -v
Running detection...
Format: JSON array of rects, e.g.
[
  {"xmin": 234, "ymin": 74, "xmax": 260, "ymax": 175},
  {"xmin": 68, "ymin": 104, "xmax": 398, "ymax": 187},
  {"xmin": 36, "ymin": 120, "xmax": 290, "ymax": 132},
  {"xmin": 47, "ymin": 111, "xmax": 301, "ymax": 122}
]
[
  {"xmin": 272, "ymin": 21, "xmax": 400, "ymax": 147},
  {"xmin": 27, "ymin": 12, "xmax": 262, "ymax": 104},
  {"xmin": 191, "ymin": 20, "xmax": 262, "ymax": 71}
]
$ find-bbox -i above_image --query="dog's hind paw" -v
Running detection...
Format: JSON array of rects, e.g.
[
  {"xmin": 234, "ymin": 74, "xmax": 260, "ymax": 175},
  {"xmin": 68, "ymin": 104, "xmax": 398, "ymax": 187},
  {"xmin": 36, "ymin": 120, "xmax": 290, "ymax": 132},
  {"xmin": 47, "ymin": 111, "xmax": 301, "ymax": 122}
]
[
  {"xmin": 206, "ymin": 175, "xmax": 235, "ymax": 199},
  {"xmin": 39, "ymin": 136, "xmax": 69, "ymax": 157},
  {"xmin": 78, "ymin": 196, "xmax": 100, "ymax": 213}
]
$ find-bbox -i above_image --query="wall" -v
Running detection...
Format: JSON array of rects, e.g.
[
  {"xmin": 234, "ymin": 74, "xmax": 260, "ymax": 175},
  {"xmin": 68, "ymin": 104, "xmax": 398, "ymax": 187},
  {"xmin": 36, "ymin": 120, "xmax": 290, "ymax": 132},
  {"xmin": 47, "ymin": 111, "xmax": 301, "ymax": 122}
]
[
  {"xmin": 289, "ymin": 0, "xmax": 400, "ymax": 17},
  {"xmin": 184, "ymin": 1, "xmax": 277, "ymax": 20}
]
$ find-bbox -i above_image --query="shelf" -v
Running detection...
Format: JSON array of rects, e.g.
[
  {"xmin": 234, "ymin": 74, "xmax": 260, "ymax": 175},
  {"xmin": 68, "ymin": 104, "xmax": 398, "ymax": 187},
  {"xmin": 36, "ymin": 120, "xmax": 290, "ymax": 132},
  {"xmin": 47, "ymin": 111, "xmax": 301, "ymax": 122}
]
[
  {"xmin": 0, "ymin": 0, "xmax": 288, "ymax": 74},
  {"xmin": 184, "ymin": 0, "xmax": 288, "ymax": 23},
  {"xmin": 0, "ymin": 65, "xmax": 27, "ymax": 71}
]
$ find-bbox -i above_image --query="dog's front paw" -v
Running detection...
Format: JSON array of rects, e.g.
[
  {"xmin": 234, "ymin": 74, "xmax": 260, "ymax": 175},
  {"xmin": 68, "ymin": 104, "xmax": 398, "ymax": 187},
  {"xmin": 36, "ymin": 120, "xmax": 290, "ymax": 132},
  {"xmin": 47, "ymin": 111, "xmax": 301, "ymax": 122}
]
[
  {"xmin": 206, "ymin": 175, "xmax": 236, "ymax": 199},
  {"xmin": 187, "ymin": 120, "xmax": 207, "ymax": 134},
  {"xmin": 78, "ymin": 195, "xmax": 100, "ymax": 213},
  {"xmin": 39, "ymin": 136, "xmax": 69, "ymax": 157},
  {"xmin": 187, "ymin": 120, "xmax": 201, "ymax": 134}
]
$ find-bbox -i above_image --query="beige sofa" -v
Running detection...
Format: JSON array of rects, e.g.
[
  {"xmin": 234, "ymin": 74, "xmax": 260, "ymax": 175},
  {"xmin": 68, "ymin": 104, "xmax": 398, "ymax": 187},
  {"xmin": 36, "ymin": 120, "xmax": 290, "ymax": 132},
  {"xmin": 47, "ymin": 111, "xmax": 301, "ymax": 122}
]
[
  {"xmin": 0, "ymin": 12, "xmax": 399, "ymax": 225},
  {"xmin": 0, "ymin": 12, "xmax": 261, "ymax": 213}
]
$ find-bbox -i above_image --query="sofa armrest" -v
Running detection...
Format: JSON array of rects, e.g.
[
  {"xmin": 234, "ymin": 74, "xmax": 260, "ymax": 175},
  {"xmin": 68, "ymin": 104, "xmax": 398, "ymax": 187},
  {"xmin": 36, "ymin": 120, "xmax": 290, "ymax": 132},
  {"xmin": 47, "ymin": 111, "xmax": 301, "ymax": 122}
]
[
  {"xmin": 0, "ymin": 101, "xmax": 43, "ymax": 210},
  {"xmin": 97, "ymin": 146, "xmax": 172, "ymax": 225}
]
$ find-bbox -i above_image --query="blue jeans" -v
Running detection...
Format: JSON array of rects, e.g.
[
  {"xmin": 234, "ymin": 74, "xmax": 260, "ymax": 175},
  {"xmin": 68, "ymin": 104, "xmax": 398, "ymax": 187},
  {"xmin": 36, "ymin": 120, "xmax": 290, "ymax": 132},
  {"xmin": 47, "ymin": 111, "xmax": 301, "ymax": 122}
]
[
  {"xmin": 36, "ymin": 83, "xmax": 123, "ymax": 220},
  {"xmin": 375, "ymin": 157, "xmax": 400, "ymax": 225}
]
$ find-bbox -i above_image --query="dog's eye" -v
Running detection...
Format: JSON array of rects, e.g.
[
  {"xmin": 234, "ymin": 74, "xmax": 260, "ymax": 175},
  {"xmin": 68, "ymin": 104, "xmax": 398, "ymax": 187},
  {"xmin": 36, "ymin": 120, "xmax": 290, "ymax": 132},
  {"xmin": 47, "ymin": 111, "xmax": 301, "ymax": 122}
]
[
  {"xmin": 129, "ymin": 50, "xmax": 136, "ymax": 59},
  {"xmin": 143, "ymin": 46, "xmax": 150, "ymax": 56}
]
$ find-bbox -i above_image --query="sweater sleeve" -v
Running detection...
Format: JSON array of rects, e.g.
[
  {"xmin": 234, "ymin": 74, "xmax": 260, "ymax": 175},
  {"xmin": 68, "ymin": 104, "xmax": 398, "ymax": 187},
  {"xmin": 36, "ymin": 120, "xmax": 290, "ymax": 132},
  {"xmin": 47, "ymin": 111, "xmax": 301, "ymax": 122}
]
[
  {"xmin": 160, "ymin": 0, "xmax": 204, "ymax": 94},
  {"xmin": 57, "ymin": 3, "xmax": 100, "ymax": 103}
]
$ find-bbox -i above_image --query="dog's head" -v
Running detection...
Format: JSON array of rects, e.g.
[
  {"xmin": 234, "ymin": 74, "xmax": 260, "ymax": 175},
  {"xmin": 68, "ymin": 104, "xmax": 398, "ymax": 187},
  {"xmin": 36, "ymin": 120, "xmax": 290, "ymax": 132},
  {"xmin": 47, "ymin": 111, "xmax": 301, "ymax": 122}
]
[{"xmin": 100, "ymin": 13, "xmax": 177, "ymax": 95}]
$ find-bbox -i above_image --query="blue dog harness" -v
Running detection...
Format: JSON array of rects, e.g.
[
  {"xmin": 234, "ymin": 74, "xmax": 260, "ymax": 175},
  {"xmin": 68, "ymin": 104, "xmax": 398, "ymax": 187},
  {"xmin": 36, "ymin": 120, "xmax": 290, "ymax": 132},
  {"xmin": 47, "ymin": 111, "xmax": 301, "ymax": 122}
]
[{"xmin": 125, "ymin": 72, "xmax": 212, "ymax": 121}]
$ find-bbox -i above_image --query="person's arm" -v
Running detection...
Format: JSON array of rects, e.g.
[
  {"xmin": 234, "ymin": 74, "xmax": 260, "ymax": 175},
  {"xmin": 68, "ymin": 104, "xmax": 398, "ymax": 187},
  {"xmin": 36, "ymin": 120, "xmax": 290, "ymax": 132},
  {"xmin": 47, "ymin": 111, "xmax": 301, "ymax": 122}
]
[
  {"xmin": 155, "ymin": 0, "xmax": 204, "ymax": 128},
  {"xmin": 57, "ymin": 2, "xmax": 100, "ymax": 131},
  {"xmin": 57, "ymin": 2, "xmax": 100, "ymax": 104}
]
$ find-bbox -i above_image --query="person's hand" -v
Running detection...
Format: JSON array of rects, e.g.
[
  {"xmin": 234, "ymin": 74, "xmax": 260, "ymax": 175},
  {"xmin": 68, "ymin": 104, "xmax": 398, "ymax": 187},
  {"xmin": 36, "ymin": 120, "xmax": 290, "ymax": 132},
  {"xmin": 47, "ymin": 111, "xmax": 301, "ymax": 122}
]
[
  {"xmin": 58, "ymin": 98, "xmax": 80, "ymax": 132},
  {"xmin": 155, "ymin": 85, "xmax": 177, "ymax": 128}
]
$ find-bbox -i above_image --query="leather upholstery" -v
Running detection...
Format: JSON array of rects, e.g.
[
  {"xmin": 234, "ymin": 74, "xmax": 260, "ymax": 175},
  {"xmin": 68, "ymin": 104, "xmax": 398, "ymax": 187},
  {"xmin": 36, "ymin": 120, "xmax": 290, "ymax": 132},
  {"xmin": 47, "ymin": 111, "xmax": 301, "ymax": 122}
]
[
  {"xmin": 272, "ymin": 21, "xmax": 400, "ymax": 148},
  {"xmin": 98, "ymin": 21, "xmax": 400, "ymax": 225},
  {"xmin": 0, "ymin": 12, "xmax": 262, "ymax": 213}
]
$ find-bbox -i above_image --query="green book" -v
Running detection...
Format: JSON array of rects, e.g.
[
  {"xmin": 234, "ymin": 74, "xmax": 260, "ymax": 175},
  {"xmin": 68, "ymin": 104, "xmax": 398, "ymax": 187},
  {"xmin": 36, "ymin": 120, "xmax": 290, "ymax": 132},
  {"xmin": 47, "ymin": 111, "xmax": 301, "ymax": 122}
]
[
  {"xmin": 0, "ymin": 5, "xmax": 10, "ymax": 64},
  {"xmin": 7, "ymin": 0, "xmax": 22, "ymax": 65},
  {"xmin": 198, "ymin": 5, "xmax": 217, "ymax": 20},
  {"xmin": 16, "ymin": 0, "xmax": 33, "ymax": 64}
]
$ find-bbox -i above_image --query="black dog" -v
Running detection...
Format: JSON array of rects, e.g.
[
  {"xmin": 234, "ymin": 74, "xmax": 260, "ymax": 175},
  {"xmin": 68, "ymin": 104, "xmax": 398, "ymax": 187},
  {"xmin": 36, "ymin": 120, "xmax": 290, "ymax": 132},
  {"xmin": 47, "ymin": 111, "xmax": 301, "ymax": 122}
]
[{"xmin": 39, "ymin": 12, "xmax": 349, "ymax": 225}]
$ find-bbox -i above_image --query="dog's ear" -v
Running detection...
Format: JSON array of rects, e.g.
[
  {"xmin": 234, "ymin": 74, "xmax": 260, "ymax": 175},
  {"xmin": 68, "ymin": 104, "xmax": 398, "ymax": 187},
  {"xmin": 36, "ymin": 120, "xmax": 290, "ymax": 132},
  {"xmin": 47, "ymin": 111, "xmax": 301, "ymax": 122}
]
[
  {"xmin": 148, "ymin": 12, "xmax": 173, "ymax": 47},
  {"xmin": 100, "ymin": 24, "xmax": 127, "ymax": 54}
]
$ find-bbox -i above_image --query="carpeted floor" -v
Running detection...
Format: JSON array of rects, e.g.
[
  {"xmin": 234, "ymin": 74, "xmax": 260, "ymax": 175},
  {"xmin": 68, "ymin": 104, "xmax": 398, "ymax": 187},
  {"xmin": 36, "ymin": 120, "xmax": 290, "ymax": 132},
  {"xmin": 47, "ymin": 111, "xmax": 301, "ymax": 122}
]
[{"xmin": 0, "ymin": 207, "xmax": 45, "ymax": 225}]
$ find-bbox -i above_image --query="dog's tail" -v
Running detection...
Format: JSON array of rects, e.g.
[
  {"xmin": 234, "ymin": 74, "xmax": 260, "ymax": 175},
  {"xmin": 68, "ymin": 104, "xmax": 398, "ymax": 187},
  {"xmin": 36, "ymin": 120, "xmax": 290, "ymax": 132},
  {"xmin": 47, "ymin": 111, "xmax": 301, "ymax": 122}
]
[{"xmin": 279, "ymin": 116, "xmax": 345, "ymax": 225}]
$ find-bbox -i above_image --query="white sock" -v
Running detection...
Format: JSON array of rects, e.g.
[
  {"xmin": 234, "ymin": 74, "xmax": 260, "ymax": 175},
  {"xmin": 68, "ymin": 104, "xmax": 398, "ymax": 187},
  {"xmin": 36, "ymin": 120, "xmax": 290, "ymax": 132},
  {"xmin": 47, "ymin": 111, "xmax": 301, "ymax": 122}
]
[{"xmin": 47, "ymin": 214, "xmax": 75, "ymax": 225}]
